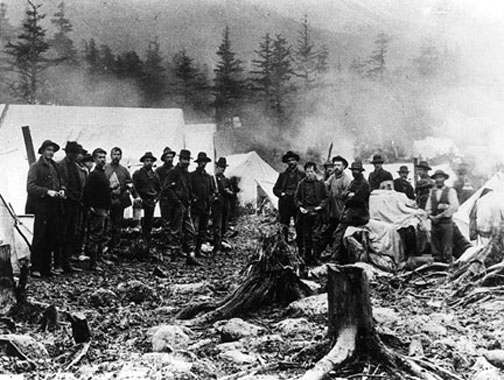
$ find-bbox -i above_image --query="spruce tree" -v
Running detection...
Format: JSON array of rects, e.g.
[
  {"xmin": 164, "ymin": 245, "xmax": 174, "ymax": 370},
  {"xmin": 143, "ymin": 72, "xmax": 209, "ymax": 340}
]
[
  {"xmin": 251, "ymin": 33, "xmax": 273, "ymax": 107},
  {"xmin": 99, "ymin": 43, "xmax": 116, "ymax": 74},
  {"xmin": 270, "ymin": 34, "xmax": 294, "ymax": 126},
  {"xmin": 0, "ymin": 2, "xmax": 16, "ymax": 47},
  {"xmin": 49, "ymin": 1, "xmax": 76, "ymax": 63},
  {"xmin": 84, "ymin": 38, "xmax": 99, "ymax": 72},
  {"xmin": 141, "ymin": 39, "xmax": 166, "ymax": 106},
  {"xmin": 366, "ymin": 32, "xmax": 389, "ymax": 79},
  {"xmin": 212, "ymin": 26, "xmax": 244, "ymax": 127},
  {"xmin": 5, "ymin": 0, "xmax": 50, "ymax": 103},
  {"xmin": 294, "ymin": 15, "xmax": 318, "ymax": 85}
]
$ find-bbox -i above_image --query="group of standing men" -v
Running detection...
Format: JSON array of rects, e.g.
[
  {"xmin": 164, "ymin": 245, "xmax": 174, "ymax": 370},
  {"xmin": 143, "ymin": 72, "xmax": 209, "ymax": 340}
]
[
  {"xmin": 27, "ymin": 139, "xmax": 234, "ymax": 278},
  {"xmin": 274, "ymin": 151, "xmax": 463, "ymax": 267}
]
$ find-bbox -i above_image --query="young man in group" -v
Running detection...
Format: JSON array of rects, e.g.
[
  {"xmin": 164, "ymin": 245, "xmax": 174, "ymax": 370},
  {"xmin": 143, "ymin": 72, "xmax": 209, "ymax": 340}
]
[
  {"xmin": 156, "ymin": 147, "xmax": 176, "ymax": 222},
  {"xmin": 368, "ymin": 154, "xmax": 393, "ymax": 191},
  {"xmin": 294, "ymin": 162, "xmax": 329, "ymax": 265},
  {"xmin": 27, "ymin": 140, "xmax": 66, "ymax": 278},
  {"xmin": 83, "ymin": 148, "xmax": 111, "ymax": 272},
  {"xmin": 212, "ymin": 157, "xmax": 234, "ymax": 255}
]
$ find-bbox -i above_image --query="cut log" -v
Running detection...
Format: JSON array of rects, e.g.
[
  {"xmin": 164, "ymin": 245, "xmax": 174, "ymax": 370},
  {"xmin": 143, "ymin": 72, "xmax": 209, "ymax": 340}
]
[{"xmin": 177, "ymin": 226, "xmax": 313, "ymax": 324}]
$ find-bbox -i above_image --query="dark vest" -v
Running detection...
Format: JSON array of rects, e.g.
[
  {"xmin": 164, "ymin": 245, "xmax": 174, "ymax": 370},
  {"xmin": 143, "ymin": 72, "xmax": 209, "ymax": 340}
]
[{"xmin": 431, "ymin": 187, "xmax": 450, "ymax": 219}]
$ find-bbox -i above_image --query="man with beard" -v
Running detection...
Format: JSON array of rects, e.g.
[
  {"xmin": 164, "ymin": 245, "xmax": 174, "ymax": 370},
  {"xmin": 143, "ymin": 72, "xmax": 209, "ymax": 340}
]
[
  {"xmin": 190, "ymin": 152, "xmax": 216, "ymax": 257},
  {"xmin": 105, "ymin": 147, "xmax": 137, "ymax": 251},
  {"xmin": 132, "ymin": 152, "xmax": 161, "ymax": 249},
  {"xmin": 56, "ymin": 141, "xmax": 86, "ymax": 274},
  {"xmin": 393, "ymin": 166, "xmax": 415, "ymax": 200},
  {"xmin": 27, "ymin": 140, "xmax": 66, "ymax": 278},
  {"xmin": 83, "ymin": 148, "xmax": 111, "ymax": 272},
  {"xmin": 368, "ymin": 154, "xmax": 393, "ymax": 191},
  {"xmin": 156, "ymin": 147, "xmax": 176, "ymax": 222},
  {"xmin": 415, "ymin": 161, "xmax": 434, "ymax": 210},
  {"xmin": 426, "ymin": 170, "xmax": 459, "ymax": 265},
  {"xmin": 273, "ymin": 151, "xmax": 306, "ymax": 248},
  {"xmin": 163, "ymin": 149, "xmax": 200, "ymax": 265},
  {"xmin": 212, "ymin": 157, "xmax": 234, "ymax": 255},
  {"xmin": 295, "ymin": 162, "xmax": 329, "ymax": 265},
  {"xmin": 322, "ymin": 155, "xmax": 351, "ymax": 257}
]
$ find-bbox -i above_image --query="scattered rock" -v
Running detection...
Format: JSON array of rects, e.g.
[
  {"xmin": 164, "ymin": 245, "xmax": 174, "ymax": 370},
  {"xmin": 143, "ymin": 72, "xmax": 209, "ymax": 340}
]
[
  {"xmin": 405, "ymin": 315, "xmax": 447, "ymax": 337},
  {"xmin": 140, "ymin": 352, "xmax": 193, "ymax": 372},
  {"xmin": 373, "ymin": 307, "xmax": 400, "ymax": 328},
  {"xmin": 89, "ymin": 288, "xmax": 118, "ymax": 308},
  {"xmin": 219, "ymin": 349, "xmax": 257, "ymax": 364},
  {"xmin": 215, "ymin": 341, "xmax": 244, "ymax": 353},
  {"xmin": 239, "ymin": 334, "xmax": 285, "ymax": 351},
  {"xmin": 287, "ymin": 293, "xmax": 328, "ymax": 317},
  {"xmin": 152, "ymin": 306, "xmax": 177, "ymax": 318},
  {"xmin": 218, "ymin": 318, "xmax": 264, "ymax": 342},
  {"xmin": 274, "ymin": 318, "xmax": 314, "ymax": 336},
  {"xmin": 470, "ymin": 357, "xmax": 502, "ymax": 380},
  {"xmin": 484, "ymin": 350, "xmax": 504, "ymax": 369},
  {"xmin": 0, "ymin": 334, "xmax": 49, "ymax": 361},
  {"xmin": 408, "ymin": 335, "xmax": 424, "ymax": 357},
  {"xmin": 171, "ymin": 282, "xmax": 211, "ymax": 296},
  {"xmin": 480, "ymin": 301, "xmax": 504, "ymax": 312},
  {"xmin": 150, "ymin": 324, "xmax": 192, "ymax": 352},
  {"xmin": 117, "ymin": 281, "xmax": 155, "ymax": 303}
]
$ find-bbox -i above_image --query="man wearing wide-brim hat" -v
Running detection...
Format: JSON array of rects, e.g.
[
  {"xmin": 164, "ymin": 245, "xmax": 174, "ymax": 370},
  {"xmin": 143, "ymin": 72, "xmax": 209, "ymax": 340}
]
[
  {"xmin": 132, "ymin": 152, "xmax": 161, "ymax": 250},
  {"xmin": 163, "ymin": 149, "xmax": 200, "ymax": 265},
  {"xmin": 425, "ymin": 169, "xmax": 459, "ymax": 265},
  {"xmin": 393, "ymin": 165, "xmax": 415, "ymax": 200},
  {"xmin": 190, "ymin": 152, "xmax": 216, "ymax": 257},
  {"xmin": 415, "ymin": 160, "xmax": 434, "ymax": 210},
  {"xmin": 212, "ymin": 157, "xmax": 234, "ymax": 255},
  {"xmin": 156, "ymin": 147, "xmax": 176, "ymax": 221},
  {"xmin": 368, "ymin": 154, "xmax": 393, "ymax": 191},
  {"xmin": 273, "ymin": 151, "xmax": 306, "ymax": 247},
  {"xmin": 27, "ymin": 139, "xmax": 66, "ymax": 278}
]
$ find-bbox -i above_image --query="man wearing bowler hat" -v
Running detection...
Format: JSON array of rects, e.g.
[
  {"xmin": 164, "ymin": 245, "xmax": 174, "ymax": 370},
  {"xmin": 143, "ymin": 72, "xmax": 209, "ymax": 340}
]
[
  {"xmin": 368, "ymin": 154, "xmax": 393, "ymax": 191},
  {"xmin": 273, "ymin": 151, "xmax": 306, "ymax": 248},
  {"xmin": 415, "ymin": 161, "xmax": 434, "ymax": 210},
  {"xmin": 156, "ymin": 147, "xmax": 176, "ymax": 221},
  {"xmin": 190, "ymin": 152, "xmax": 216, "ymax": 256},
  {"xmin": 133, "ymin": 152, "xmax": 161, "ymax": 249},
  {"xmin": 163, "ymin": 149, "xmax": 200, "ymax": 265},
  {"xmin": 393, "ymin": 165, "xmax": 415, "ymax": 200},
  {"xmin": 56, "ymin": 141, "xmax": 86, "ymax": 274},
  {"xmin": 212, "ymin": 157, "xmax": 234, "ymax": 255},
  {"xmin": 426, "ymin": 169, "xmax": 459, "ymax": 265},
  {"xmin": 27, "ymin": 139, "xmax": 66, "ymax": 278}
]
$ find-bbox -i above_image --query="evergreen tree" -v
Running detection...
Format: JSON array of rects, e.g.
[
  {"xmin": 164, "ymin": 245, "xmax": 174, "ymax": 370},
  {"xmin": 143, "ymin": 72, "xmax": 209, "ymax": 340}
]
[
  {"xmin": 212, "ymin": 26, "xmax": 244, "ymax": 127},
  {"xmin": 0, "ymin": 2, "xmax": 16, "ymax": 47},
  {"xmin": 84, "ymin": 38, "xmax": 99, "ymax": 71},
  {"xmin": 414, "ymin": 39, "xmax": 440, "ymax": 78},
  {"xmin": 115, "ymin": 50, "xmax": 143, "ymax": 79},
  {"xmin": 49, "ymin": 1, "xmax": 77, "ymax": 63},
  {"xmin": 99, "ymin": 43, "xmax": 116, "ymax": 73},
  {"xmin": 141, "ymin": 39, "xmax": 166, "ymax": 106},
  {"xmin": 316, "ymin": 45, "xmax": 329, "ymax": 75},
  {"xmin": 5, "ymin": 0, "xmax": 50, "ymax": 104},
  {"xmin": 250, "ymin": 33, "xmax": 273, "ymax": 105},
  {"xmin": 366, "ymin": 32, "xmax": 389, "ymax": 79},
  {"xmin": 269, "ymin": 34, "xmax": 294, "ymax": 126},
  {"xmin": 293, "ymin": 15, "xmax": 318, "ymax": 85}
]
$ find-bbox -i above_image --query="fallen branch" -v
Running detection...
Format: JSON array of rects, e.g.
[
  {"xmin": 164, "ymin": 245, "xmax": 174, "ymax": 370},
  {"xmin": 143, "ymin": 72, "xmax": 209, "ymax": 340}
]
[{"xmin": 65, "ymin": 341, "xmax": 91, "ymax": 371}]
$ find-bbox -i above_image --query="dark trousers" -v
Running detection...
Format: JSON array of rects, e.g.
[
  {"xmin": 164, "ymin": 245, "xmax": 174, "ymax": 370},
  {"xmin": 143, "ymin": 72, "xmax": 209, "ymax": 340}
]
[
  {"xmin": 141, "ymin": 202, "xmax": 156, "ymax": 238},
  {"xmin": 278, "ymin": 195, "xmax": 302, "ymax": 249},
  {"xmin": 398, "ymin": 226, "xmax": 418, "ymax": 257},
  {"xmin": 56, "ymin": 201, "xmax": 82, "ymax": 270},
  {"xmin": 319, "ymin": 217, "xmax": 340, "ymax": 253},
  {"xmin": 331, "ymin": 222, "xmax": 348, "ymax": 263},
  {"xmin": 431, "ymin": 220, "xmax": 454, "ymax": 264},
  {"xmin": 31, "ymin": 201, "xmax": 61, "ymax": 276},
  {"xmin": 170, "ymin": 204, "xmax": 195, "ymax": 253},
  {"xmin": 298, "ymin": 211, "xmax": 324, "ymax": 263},
  {"xmin": 159, "ymin": 200, "xmax": 173, "ymax": 223},
  {"xmin": 108, "ymin": 200, "xmax": 124, "ymax": 249},
  {"xmin": 87, "ymin": 210, "xmax": 107, "ymax": 268},
  {"xmin": 212, "ymin": 199, "xmax": 229, "ymax": 252},
  {"xmin": 192, "ymin": 210, "xmax": 210, "ymax": 254}
]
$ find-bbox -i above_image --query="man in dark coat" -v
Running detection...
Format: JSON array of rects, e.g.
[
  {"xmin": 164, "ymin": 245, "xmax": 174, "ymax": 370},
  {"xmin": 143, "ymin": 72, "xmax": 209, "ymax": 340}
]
[
  {"xmin": 294, "ymin": 162, "xmax": 329, "ymax": 265},
  {"xmin": 27, "ymin": 140, "xmax": 66, "ymax": 278},
  {"xmin": 415, "ymin": 161, "xmax": 434, "ymax": 210},
  {"xmin": 83, "ymin": 148, "xmax": 111, "ymax": 272},
  {"xmin": 212, "ymin": 157, "xmax": 234, "ymax": 255},
  {"xmin": 56, "ymin": 141, "xmax": 86, "ymax": 273},
  {"xmin": 190, "ymin": 152, "xmax": 216, "ymax": 256},
  {"xmin": 133, "ymin": 152, "xmax": 161, "ymax": 245},
  {"xmin": 163, "ymin": 149, "xmax": 200, "ymax": 265},
  {"xmin": 393, "ymin": 165, "xmax": 415, "ymax": 200},
  {"xmin": 156, "ymin": 147, "xmax": 176, "ymax": 222},
  {"xmin": 105, "ymin": 147, "xmax": 138, "ymax": 251},
  {"xmin": 273, "ymin": 151, "xmax": 306, "ymax": 246},
  {"xmin": 368, "ymin": 154, "xmax": 393, "ymax": 191}
]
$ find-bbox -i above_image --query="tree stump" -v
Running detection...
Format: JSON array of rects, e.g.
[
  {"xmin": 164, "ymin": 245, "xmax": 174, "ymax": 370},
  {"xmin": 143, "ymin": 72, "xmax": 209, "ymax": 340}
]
[{"xmin": 0, "ymin": 244, "xmax": 16, "ymax": 314}]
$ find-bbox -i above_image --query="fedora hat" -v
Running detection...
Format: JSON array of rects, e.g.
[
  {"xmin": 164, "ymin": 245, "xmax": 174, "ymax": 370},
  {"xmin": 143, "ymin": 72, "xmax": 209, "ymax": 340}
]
[
  {"xmin": 216, "ymin": 157, "xmax": 228, "ymax": 168},
  {"xmin": 349, "ymin": 161, "xmax": 365, "ymax": 172},
  {"xmin": 323, "ymin": 160, "xmax": 333, "ymax": 168},
  {"xmin": 371, "ymin": 154, "xmax": 385, "ymax": 164},
  {"xmin": 397, "ymin": 165, "xmax": 409, "ymax": 174},
  {"xmin": 282, "ymin": 150, "xmax": 300, "ymax": 163},
  {"xmin": 331, "ymin": 155, "xmax": 349, "ymax": 169},
  {"xmin": 194, "ymin": 151, "xmax": 212, "ymax": 163},
  {"xmin": 160, "ymin": 146, "xmax": 176, "ymax": 161},
  {"xmin": 431, "ymin": 169, "xmax": 449, "ymax": 180},
  {"xmin": 178, "ymin": 149, "xmax": 192, "ymax": 160},
  {"xmin": 416, "ymin": 161, "xmax": 432, "ymax": 171},
  {"xmin": 140, "ymin": 151, "xmax": 157, "ymax": 162},
  {"xmin": 38, "ymin": 139, "xmax": 60, "ymax": 154},
  {"xmin": 63, "ymin": 141, "xmax": 83, "ymax": 154}
]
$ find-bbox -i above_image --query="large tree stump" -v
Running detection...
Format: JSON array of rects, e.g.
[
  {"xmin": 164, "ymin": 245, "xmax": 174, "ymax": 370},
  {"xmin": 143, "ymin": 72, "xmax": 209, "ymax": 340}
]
[
  {"xmin": 177, "ymin": 226, "xmax": 313, "ymax": 324},
  {"xmin": 0, "ymin": 244, "xmax": 16, "ymax": 314},
  {"xmin": 298, "ymin": 264, "xmax": 447, "ymax": 380}
]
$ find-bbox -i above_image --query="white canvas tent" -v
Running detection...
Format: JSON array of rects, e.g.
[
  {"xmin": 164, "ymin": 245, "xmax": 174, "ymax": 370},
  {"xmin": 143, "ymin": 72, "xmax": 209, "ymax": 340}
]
[
  {"xmin": 225, "ymin": 151, "xmax": 279, "ymax": 209},
  {"xmin": 0, "ymin": 104, "xmax": 216, "ymax": 216}
]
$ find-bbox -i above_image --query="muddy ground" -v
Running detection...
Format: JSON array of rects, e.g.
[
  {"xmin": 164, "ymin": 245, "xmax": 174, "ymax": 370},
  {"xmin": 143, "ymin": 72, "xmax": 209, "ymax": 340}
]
[{"xmin": 1, "ymin": 214, "xmax": 504, "ymax": 379}]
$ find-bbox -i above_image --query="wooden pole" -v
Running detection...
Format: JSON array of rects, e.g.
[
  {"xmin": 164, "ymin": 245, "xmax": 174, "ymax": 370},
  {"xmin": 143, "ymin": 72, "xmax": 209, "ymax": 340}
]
[{"xmin": 21, "ymin": 126, "xmax": 36, "ymax": 166}]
